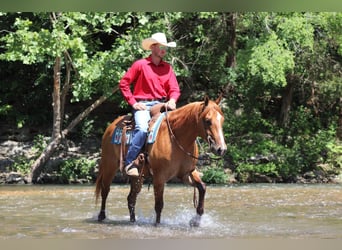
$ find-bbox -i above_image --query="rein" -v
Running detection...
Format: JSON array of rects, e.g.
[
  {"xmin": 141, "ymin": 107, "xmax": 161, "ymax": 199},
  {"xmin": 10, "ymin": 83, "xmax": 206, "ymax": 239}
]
[
  {"xmin": 164, "ymin": 105, "xmax": 222, "ymax": 161},
  {"xmin": 164, "ymin": 106, "xmax": 200, "ymax": 160}
]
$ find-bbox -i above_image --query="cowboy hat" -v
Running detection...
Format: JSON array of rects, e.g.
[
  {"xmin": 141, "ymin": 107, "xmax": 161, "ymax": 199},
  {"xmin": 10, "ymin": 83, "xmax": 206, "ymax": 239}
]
[{"xmin": 141, "ymin": 32, "xmax": 176, "ymax": 50}]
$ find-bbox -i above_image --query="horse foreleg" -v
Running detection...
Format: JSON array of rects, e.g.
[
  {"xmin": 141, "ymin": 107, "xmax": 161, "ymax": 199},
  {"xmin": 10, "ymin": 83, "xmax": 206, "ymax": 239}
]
[
  {"xmin": 127, "ymin": 177, "xmax": 142, "ymax": 222},
  {"xmin": 153, "ymin": 182, "xmax": 165, "ymax": 225},
  {"xmin": 195, "ymin": 180, "xmax": 206, "ymax": 216},
  {"xmin": 187, "ymin": 170, "xmax": 206, "ymax": 227}
]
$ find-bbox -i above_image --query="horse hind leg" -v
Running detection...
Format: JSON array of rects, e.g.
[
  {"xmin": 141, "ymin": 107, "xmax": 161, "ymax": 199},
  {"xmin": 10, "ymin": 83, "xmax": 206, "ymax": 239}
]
[
  {"xmin": 126, "ymin": 154, "xmax": 146, "ymax": 222},
  {"xmin": 98, "ymin": 185, "xmax": 110, "ymax": 221},
  {"xmin": 96, "ymin": 160, "xmax": 118, "ymax": 222},
  {"xmin": 127, "ymin": 176, "xmax": 143, "ymax": 222}
]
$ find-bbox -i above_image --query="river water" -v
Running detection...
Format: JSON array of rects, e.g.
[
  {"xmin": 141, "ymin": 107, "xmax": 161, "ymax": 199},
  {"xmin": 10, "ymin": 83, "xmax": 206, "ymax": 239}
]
[{"xmin": 0, "ymin": 184, "xmax": 341, "ymax": 239}]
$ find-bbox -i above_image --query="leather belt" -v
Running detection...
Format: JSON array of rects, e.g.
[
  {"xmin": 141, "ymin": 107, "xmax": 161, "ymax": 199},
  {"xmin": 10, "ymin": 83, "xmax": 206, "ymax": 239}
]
[{"xmin": 136, "ymin": 98, "xmax": 165, "ymax": 102}]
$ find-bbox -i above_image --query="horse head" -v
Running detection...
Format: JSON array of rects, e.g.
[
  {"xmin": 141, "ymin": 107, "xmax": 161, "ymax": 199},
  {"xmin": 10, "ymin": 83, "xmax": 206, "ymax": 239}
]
[{"xmin": 199, "ymin": 95, "xmax": 227, "ymax": 156}]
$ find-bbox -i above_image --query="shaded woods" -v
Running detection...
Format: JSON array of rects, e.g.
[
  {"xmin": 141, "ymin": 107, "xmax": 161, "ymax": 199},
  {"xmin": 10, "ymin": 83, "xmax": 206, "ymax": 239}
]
[{"xmin": 0, "ymin": 12, "xmax": 341, "ymax": 184}]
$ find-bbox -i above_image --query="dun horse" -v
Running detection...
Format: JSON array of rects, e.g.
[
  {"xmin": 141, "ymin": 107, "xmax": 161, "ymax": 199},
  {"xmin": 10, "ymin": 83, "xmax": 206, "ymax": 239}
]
[{"xmin": 95, "ymin": 96, "xmax": 227, "ymax": 226}]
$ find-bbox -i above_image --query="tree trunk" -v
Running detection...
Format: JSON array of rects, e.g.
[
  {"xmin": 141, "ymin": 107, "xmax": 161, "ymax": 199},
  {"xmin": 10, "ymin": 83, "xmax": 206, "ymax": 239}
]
[
  {"xmin": 225, "ymin": 12, "xmax": 237, "ymax": 69},
  {"xmin": 279, "ymin": 75, "xmax": 296, "ymax": 128},
  {"xmin": 28, "ymin": 56, "xmax": 62, "ymax": 183},
  {"xmin": 61, "ymin": 92, "xmax": 114, "ymax": 137},
  {"xmin": 52, "ymin": 56, "xmax": 62, "ymax": 140},
  {"xmin": 337, "ymin": 97, "xmax": 342, "ymax": 140},
  {"xmin": 224, "ymin": 12, "xmax": 237, "ymax": 97},
  {"xmin": 27, "ymin": 93, "xmax": 111, "ymax": 183},
  {"xmin": 28, "ymin": 64, "xmax": 118, "ymax": 184},
  {"xmin": 27, "ymin": 136, "xmax": 61, "ymax": 183}
]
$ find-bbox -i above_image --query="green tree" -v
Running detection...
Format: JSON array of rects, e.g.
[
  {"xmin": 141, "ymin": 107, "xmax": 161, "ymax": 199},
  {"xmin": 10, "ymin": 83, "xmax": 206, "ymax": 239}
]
[
  {"xmin": 1, "ymin": 12, "xmax": 341, "ymax": 183},
  {"xmin": 0, "ymin": 12, "xmax": 183, "ymax": 182}
]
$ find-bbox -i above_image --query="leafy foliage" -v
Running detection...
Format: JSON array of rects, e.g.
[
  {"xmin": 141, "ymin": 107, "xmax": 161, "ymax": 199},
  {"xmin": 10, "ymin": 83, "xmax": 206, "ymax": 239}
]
[
  {"xmin": 0, "ymin": 12, "xmax": 341, "ymax": 184},
  {"xmin": 201, "ymin": 166, "xmax": 228, "ymax": 184},
  {"xmin": 8, "ymin": 134, "xmax": 48, "ymax": 174},
  {"xmin": 248, "ymin": 32, "xmax": 295, "ymax": 87},
  {"xmin": 60, "ymin": 158, "xmax": 96, "ymax": 182}
]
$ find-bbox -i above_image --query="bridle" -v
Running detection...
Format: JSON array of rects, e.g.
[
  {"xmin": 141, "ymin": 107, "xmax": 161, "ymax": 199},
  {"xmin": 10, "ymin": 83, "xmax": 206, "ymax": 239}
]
[{"xmin": 164, "ymin": 105, "xmax": 223, "ymax": 161}]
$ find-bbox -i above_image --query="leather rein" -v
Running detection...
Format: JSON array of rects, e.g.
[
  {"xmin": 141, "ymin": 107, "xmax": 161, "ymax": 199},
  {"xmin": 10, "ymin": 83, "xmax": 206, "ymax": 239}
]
[{"xmin": 164, "ymin": 105, "xmax": 222, "ymax": 161}]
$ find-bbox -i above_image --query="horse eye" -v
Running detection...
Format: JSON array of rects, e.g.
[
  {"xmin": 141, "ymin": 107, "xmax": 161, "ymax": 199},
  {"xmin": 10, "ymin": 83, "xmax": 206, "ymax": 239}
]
[{"xmin": 205, "ymin": 119, "xmax": 212, "ymax": 126}]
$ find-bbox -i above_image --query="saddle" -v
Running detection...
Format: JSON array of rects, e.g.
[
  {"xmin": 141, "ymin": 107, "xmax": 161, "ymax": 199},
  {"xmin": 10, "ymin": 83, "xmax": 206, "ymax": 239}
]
[
  {"xmin": 115, "ymin": 103, "xmax": 165, "ymax": 131},
  {"xmin": 148, "ymin": 103, "xmax": 166, "ymax": 129},
  {"xmin": 118, "ymin": 103, "xmax": 166, "ymax": 174}
]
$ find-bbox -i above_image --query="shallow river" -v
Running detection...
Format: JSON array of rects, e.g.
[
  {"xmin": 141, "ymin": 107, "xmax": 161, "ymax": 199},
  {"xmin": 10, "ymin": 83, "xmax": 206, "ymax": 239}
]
[{"xmin": 0, "ymin": 184, "xmax": 341, "ymax": 239}]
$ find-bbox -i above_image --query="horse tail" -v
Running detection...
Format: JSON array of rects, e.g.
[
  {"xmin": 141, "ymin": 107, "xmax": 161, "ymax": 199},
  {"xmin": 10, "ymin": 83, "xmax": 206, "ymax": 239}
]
[{"xmin": 94, "ymin": 164, "xmax": 104, "ymax": 205}]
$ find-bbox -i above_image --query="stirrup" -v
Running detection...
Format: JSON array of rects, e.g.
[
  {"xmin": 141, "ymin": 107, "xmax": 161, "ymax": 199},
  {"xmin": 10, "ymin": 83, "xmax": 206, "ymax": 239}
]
[{"xmin": 125, "ymin": 163, "xmax": 139, "ymax": 177}]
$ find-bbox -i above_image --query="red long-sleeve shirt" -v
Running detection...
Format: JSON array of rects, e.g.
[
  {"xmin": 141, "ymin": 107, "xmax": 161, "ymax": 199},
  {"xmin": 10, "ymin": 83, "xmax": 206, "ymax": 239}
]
[{"xmin": 119, "ymin": 56, "xmax": 181, "ymax": 106}]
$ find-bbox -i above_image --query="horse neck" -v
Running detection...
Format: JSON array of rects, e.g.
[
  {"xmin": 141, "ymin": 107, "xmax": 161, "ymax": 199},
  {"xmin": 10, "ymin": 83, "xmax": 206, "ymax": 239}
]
[{"xmin": 167, "ymin": 102, "xmax": 203, "ymax": 144}]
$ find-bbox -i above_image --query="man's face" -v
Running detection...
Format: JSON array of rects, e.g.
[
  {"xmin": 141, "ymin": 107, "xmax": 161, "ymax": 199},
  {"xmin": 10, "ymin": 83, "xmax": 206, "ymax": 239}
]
[{"xmin": 151, "ymin": 44, "xmax": 167, "ymax": 58}]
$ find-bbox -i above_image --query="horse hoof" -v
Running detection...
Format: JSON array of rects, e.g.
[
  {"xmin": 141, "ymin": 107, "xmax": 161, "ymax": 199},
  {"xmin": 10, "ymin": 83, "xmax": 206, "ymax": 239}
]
[
  {"xmin": 98, "ymin": 211, "xmax": 106, "ymax": 222},
  {"xmin": 189, "ymin": 215, "xmax": 201, "ymax": 227}
]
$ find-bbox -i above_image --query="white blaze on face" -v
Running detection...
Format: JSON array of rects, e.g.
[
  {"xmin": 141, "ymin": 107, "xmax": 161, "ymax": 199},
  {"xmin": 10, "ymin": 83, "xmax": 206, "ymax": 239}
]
[{"xmin": 216, "ymin": 111, "xmax": 227, "ymax": 149}]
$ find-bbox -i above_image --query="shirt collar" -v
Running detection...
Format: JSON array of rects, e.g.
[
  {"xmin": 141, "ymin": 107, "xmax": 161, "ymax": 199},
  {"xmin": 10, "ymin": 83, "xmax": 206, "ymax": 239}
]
[{"xmin": 146, "ymin": 56, "xmax": 165, "ymax": 66}]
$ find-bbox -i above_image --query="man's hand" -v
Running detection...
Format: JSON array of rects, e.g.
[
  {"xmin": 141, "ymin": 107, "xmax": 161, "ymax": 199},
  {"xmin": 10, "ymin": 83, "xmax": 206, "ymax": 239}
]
[
  {"xmin": 133, "ymin": 102, "xmax": 147, "ymax": 110},
  {"xmin": 166, "ymin": 99, "xmax": 177, "ymax": 110}
]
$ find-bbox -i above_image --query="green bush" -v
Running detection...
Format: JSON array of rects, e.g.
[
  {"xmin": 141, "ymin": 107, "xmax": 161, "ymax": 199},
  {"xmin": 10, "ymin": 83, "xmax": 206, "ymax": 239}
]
[
  {"xmin": 80, "ymin": 118, "xmax": 95, "ymax": 138},
  {"xmin": 9, "ymin": 134, "xmax": 48, "ymax": 174},
  {"xmin": 32, "ymin": 134, "xmax": 48, "ymax": 153},
  {"xmin": 60, "ymin": 158, "xmax": 96, "ymax": 182},
  {"xmin": 10, "ymin": 156, "xmax": 34, "ymax": 174},
  {"xmin": 326, "ymin": 140, "xmax": 342, "ymax": 169},
  {"xmin": 233, "ymin": 138, "xmax": 296, "ymax": 182},
  {"xmin": 285, "ymin": 122, "xmax": 338, "ymax": 173},
  {"xmin": 201, "ymin": 165, "xmax": 228, "ymax": 184},
  {"xmin": 230, "ymin": 127, "xmax": 339, "ymax": 182}
]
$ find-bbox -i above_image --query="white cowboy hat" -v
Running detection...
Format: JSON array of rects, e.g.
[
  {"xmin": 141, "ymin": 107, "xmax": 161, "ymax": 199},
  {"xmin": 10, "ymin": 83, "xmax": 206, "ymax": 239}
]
[{"xmin": 141, "ymin": 32, "xmax": 176, "ymax": 50}]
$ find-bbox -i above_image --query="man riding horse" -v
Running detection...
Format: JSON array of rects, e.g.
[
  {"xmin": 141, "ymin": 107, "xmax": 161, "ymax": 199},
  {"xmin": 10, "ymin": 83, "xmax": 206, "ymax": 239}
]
[
  {"xmin": 119, "ymin": 32, "xmax": 180, "ymax": 177},
  {"xmin": 95, "ymin": 32, "xmax": 226, "ymax": 225}
]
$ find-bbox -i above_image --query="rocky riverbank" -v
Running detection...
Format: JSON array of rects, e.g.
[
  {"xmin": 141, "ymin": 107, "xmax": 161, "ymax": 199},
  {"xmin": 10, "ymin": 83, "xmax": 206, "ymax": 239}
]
[
  {"xmin": 0, "ymin": 138, "xmax": 102, "ymax": 184},
  {"xmin": 1, "ymin": 139, "xmax": 341, "ymax": 185}
]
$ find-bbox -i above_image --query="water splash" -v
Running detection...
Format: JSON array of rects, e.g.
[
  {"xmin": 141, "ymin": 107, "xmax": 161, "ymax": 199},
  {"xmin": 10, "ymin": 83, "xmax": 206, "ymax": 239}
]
[{"xmin": 113, "ymin": 206, "xmax": 231, "ymax": 239}]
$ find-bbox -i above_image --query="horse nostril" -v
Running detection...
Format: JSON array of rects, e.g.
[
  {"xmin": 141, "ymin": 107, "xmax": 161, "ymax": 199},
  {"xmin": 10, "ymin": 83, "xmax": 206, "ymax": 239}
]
[{"xmin": 217, "ymin": 147, "xmax": 226, "ymax": 156}]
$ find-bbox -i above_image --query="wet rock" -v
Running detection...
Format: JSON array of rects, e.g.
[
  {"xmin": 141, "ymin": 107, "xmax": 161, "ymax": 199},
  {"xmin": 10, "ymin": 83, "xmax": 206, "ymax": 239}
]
[
  {"xmin": 0, "ymin": 138, "xmax": 101, "ymax": 184},
  {"xmin": 69, "ymin": 178, "xmax": 91, "ymax": 184},
  {"xmin": 248, "ymin": 154, "xmax": 278, "ymax": 164},
  {"xmin": 225, "ymin": 169, "xmax": 238, "ymax": 184},
  {"xmin": 250, "ymin": 173, "xmax": 273, "ymax": 183},
  {"xmin": 35, "ymin": 173, "xmax": 66, "ymax": 184},
  {"xmin": 4, "ymin": 172, "xmax": 27, "ymax": 184},
  {"xmin": 303, "ymin": 171, "xmax": 315, "ymax": 179},
  {"xmin": 0, "ymin": 158, "xmax": 14, "ymax": 172}
]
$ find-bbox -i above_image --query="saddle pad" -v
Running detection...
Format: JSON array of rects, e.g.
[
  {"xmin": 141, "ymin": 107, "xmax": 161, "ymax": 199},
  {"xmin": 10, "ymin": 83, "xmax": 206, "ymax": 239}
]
[
  {"xmin": 147, "ymin": 113, "xmax": 165, "ymax": 144},
  {"xmin": 111, "ymin": 113, "xmax": 165, "ymax": 145},
  {"xmin": 112, "ymin": 127, "xmax": 133, "ymax": 145}
]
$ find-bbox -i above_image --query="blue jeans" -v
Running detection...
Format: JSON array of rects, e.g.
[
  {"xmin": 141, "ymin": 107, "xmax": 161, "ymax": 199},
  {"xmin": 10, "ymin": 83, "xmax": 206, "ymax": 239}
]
[{"xmin": 125, "ymin": 101, "xmax": 161, "ymax": 165}]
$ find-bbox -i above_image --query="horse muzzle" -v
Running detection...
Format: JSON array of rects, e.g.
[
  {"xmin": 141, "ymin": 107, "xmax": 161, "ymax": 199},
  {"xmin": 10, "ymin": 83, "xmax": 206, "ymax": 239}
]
[{"xmin": 207, "ymin": 136, "xmax": 227, "ymax": 156}]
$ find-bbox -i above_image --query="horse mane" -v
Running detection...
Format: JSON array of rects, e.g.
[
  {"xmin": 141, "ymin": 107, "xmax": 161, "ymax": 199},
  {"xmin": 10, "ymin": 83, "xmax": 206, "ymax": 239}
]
[
  {"xmin": 168, "ymin": 100, "xmax": 222, "ymax": 129},
  {"xmin": 166, "ymin": 102, "xmax": 200, "ymax": 129}
]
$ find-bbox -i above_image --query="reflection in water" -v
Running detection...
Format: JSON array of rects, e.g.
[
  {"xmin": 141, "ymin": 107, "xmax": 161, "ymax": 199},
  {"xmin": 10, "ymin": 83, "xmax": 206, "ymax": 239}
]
[{"xmin": 0, "ymin": 184, "xmax": 341, "ymax": 239}]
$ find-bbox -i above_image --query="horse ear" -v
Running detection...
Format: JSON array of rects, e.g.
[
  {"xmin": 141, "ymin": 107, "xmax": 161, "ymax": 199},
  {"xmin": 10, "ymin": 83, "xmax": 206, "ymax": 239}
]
[
  {"xmin": 204, "ymin": 95, "xmax": 210, "ymax": 106},
  {"xmin": 215, "ymin": 93, "xmax": 223, "ymax": 105}
]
